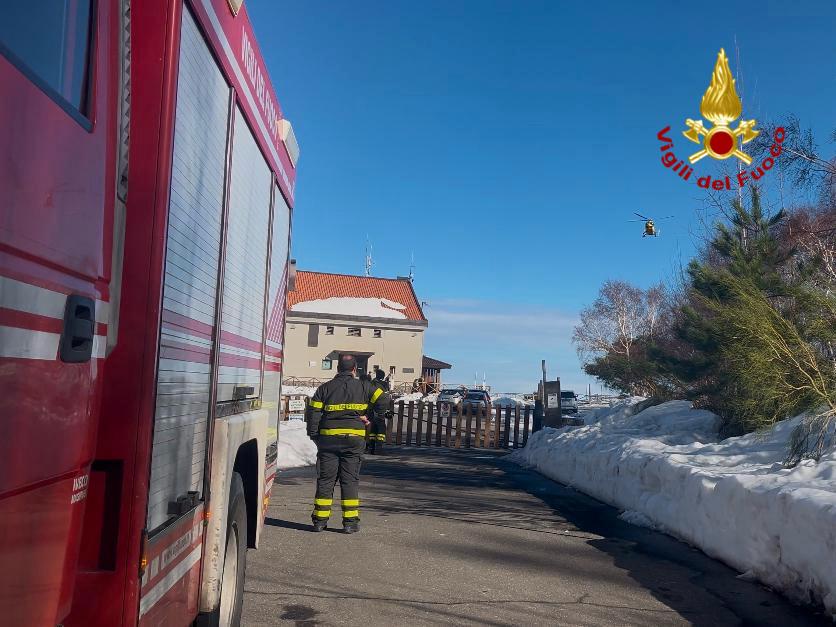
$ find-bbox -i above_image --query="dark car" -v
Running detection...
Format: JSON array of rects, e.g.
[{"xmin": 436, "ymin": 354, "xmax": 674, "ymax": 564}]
[{"xmin": 461, "ymin": 390, "xmax": 492, "ymax": 413}]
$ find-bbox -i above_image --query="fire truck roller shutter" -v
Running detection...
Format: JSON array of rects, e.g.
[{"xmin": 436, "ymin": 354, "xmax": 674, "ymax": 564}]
[
  {"xmin": 216, "ymin": 108, "xmax": 272, "ymax": 403},
  {"xmin": 263, "ymin": 189, "xmax": 291, "ymax": 452},
  {"xmin": 146, "ymin": 9, "xmax": 230, "ymax": 533}
]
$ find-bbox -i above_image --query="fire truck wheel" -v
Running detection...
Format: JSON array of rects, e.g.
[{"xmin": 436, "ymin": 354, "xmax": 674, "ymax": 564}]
[{"xmin": 202, "ymin": 472, "xmax": 248, "ymax": 627}]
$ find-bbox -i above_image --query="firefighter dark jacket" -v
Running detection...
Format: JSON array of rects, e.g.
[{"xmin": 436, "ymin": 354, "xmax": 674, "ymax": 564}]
[{"xmin": 306, "ymin": 372, "xmax": 389, "ymax": 440}]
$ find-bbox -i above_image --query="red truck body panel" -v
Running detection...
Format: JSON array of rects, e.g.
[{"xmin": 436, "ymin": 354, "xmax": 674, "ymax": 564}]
[
  {"xmin": 0, "ymin": 0, "xmax": 115, "ymax": 623},
  {"xmin": 0, "ymin": 1, "xmax": 296, "ymax": 624}
]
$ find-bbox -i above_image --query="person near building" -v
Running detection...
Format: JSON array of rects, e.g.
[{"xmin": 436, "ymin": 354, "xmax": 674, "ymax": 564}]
[
  {"xmin": 374, "ymin": 368, "xmax": 390, "ymax": 391},
  {"xmin": 367, "ymin": 369, "xmax": 391, "ymax": 455},
  {"xmin": 306, "ymin": 354, "xmax": 389, "ymax": 533}
]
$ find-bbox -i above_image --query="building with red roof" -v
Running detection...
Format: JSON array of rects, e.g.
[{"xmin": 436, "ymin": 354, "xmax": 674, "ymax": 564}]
[{"xmin": 284, "ymin": 271, "xmax": 431, "ymax": 384}]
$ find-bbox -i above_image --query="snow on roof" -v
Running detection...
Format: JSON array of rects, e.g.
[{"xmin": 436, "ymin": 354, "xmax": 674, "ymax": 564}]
[
  {"xmin": 287, "ymin": 271, "xmax": 426, "ymax": 321},
  {"xmin": 291, "ymin": 296, "xmax": 408, "ymax": 319}
]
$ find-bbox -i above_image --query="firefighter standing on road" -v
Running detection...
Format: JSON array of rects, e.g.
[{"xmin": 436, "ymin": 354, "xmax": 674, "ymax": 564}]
[
  {"xmin": 306, "ymin": 355, "xmax": 389, "ymax": 533},
  {"xmin": 367, "ymin": 369, "xmax": 390, "ymax": 455}
]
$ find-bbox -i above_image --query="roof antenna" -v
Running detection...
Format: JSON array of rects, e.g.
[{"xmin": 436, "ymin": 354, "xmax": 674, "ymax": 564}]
[
  {"xmin": 408, "ymin": 251, "xmax": 415, "ymax": 283},
  {"xmin": 364, "ymin": 236, "xmax": 373, "ymax": 277}
]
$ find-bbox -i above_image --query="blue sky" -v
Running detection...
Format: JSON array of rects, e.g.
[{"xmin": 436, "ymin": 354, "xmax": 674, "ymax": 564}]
[{"xmin": 249, "ymin": 0, "xmax": 836, "ymax": 392}]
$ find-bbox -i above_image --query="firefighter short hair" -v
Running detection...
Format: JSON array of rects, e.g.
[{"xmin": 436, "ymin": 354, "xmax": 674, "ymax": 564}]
[{"xmin": 338, "ymin": 354, "xmax": 357, "ymax": 372}]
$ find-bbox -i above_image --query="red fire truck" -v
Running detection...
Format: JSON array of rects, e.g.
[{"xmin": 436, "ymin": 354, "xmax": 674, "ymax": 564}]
[{"xmin": 0, "ymin": 1, "xmax": 298, "ymax": 625}]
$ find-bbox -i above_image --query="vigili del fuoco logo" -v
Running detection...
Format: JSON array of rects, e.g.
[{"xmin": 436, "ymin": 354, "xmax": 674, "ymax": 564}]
[{"xmin": 657, "ymin": 48, "xmax": 784, "ymax": 191}]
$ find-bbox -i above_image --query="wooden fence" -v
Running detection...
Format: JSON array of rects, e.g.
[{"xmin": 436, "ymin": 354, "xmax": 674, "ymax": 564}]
[{"xmin": 384, "ymin": 401, "xmax": 531, "ymax": 450}]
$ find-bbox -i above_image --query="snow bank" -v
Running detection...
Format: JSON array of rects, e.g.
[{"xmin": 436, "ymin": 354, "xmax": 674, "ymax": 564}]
[
  {"xmin": 582, "ymin": 396, "xmax": 645, "ymax": 424},
  {"xmin": 510, "ymin": 401, "xmax": 836, "ymax": 616},
  {"xmin": 277, "ymin": 420, "xmax": 317, "ymax": 470},
  {"xmin": 291, "ymin": 296, "xmax": 407, "ymax": 319}
]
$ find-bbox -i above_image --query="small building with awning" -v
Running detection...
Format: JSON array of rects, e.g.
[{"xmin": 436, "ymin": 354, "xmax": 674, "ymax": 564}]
[{"xmin": 422, "ymin": 356, "xmax": 452, "ymax": 390}]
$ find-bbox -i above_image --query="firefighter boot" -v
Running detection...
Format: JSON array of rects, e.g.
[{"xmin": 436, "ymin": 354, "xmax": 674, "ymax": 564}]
[
  {"xmin": 343, "ymin": 519, "xmax": 359, "ymax": 534},
  {"xmin": 312, "ymin": 519, "xmax": 328, "ymax": 532}
]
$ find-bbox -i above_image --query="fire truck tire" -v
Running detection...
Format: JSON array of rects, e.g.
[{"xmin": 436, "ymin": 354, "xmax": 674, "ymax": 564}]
[{"xmin": 199, "ymin": 472, "xmax": 247, "ymax": 627}]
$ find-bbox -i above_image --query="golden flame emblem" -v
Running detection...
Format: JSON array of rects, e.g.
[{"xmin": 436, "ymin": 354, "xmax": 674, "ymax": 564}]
[
  {"xmin": 683, "ymin": 49, "xmax": 759, "ymax": 164},
  {"xmin": 700, "ymin": 49, "xmax": 741, "ymax": 125}
]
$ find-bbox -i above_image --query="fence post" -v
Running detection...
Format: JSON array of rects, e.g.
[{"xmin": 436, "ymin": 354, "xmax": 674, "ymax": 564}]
[
  {"xmin": 454, "ymin": 403, "xmax": 463, "ymax": 448},
  {"xmin": 503, "ymin": 406, "xmax": 512, "ymax": 448},
  {"xmin": 415, "ymin": 401, "xmax": 424, "ymax": 446},
  {"xmin": 474, "ymin": 405, "xmax": 482, "ymax": 448},
  {"xmin": 396, "ymin": 401, "xmax": 405, "ymax": 445},
  {"xmin": 523, "ymin": 406, "xmax": 531, "ymax": 447},
  {"xmin": 464, "ymin": 402, "xmax": 473, "ymax": 448},
  {"xmin": 445, "ymin": 404, "xmax": 453, "ymax": 447},
  {"xmin": 426, "ymin": 402, "xmax": 434, "ymax": 446},
  {"xmin": 493, "ymin": 406, "xmax": 502, "ymax": 449},
  {"xmin": 406, "ymin": 401, "xmax": 415, "ymax": 446},
  {"xmin": 513, "ymin": 405, "xmax": 521, "ymax": 449},
  {"xmin": 386, "ymin": 399, "xmax": 394, "ymax": 444}
]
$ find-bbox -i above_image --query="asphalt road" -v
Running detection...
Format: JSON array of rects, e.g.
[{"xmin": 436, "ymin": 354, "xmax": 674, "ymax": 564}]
[{"xmin": 243, "ymin": 447, "xmax": 827, "ymax": 626}]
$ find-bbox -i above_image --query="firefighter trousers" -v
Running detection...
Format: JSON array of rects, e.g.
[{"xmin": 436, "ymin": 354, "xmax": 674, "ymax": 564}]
[{"xmin": 312, "ymin": 436, "xmax": 364, "ymax": 522}]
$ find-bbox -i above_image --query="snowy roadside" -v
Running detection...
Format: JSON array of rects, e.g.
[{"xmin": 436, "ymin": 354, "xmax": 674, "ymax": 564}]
[
  {"xmin": 276, "ymin": 420, "xmax": 317, "ymax": 470},
  {"xmin": 509, "ymin": 400, "xmax": 836, "ymax": 617}
]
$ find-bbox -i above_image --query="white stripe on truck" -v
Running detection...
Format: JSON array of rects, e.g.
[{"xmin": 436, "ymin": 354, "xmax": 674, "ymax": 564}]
[
  {"xmin": 0, "ymin": 275, "xmax": 110, "ymax": 323},
  {"xmin": 139, "ymin": 545, "xmax": 202, "ymax": 617}
]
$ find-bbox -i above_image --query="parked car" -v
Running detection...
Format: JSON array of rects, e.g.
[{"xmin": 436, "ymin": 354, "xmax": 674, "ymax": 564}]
[
  {"xmin": 470, "ymin": 389, "xmax": 491, "ymax": 404},
  {"xmin": 438, "ymin": 388, "xmax": 465, "ymax": 406},
  {"xmin": 461, "ymin": 390, "xmax": 492, "ymax": 413},
  {"xmin": 561, "ymin": 390, "xmax": 579, "ymax": 414}
]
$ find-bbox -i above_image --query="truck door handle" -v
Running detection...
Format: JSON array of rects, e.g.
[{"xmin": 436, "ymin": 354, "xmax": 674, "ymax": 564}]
[{"xmin": 60, "ymin": 295, "xmax": 96, "ymax": 363}]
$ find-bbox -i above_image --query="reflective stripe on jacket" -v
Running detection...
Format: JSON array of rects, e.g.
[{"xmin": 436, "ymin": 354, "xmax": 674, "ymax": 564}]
[{"xmin": 306, "ymin": 372, "xmax": 390, "ymax": 439}]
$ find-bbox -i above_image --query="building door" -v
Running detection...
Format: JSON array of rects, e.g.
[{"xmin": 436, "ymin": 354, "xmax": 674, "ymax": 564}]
[
  {"xmin": 337, "ymin": 352, "xmax": 369, "ymax": 377},
  {"xmin": 355, "ymin": 356, "xmax": 369, "ymax": 377}
]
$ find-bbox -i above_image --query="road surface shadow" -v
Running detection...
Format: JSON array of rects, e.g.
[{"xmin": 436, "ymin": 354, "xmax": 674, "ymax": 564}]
[{"xmin": 358, "ymin": 447, "xmax": 829, "ymax": 626}]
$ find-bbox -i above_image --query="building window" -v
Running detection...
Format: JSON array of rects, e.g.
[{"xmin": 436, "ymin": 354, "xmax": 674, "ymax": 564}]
[
  {"xmin": 322, "ymin": 359, "xmax": 332, "ymax": 370},
  {"xmin": 403, "ymin": 367, "xmax": 415, "ymax": 374},
  {"xmin": 373, "ymin": 329, "xmax": 382, "ymax": 338},
  {"xmin": 347, "ymin": 328, "xmax": 361, "ymax": 337},
  {"xmin": 307, "ymin": 324, "xmax": 319, "ymax": 347},
  {"xmin": 325, "ymin": 326, "xmax": 334, "ymax": 335}
]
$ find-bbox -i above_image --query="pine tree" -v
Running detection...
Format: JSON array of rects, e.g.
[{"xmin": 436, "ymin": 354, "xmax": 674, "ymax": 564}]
[{"xmin": 660, "ymin": 187, "xmax": 836, "ymax": 458}]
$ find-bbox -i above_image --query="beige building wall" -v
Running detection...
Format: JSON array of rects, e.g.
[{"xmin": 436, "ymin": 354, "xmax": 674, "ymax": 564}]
[{"xmin": 284, "ymin": 313, "xmax": 425, "ymax": 385}]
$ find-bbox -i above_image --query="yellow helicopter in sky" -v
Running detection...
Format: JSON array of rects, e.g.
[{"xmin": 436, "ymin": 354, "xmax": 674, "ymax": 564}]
[{"xmin": 630, "ymin": 212, "xmax": 673, "ymax": 237}]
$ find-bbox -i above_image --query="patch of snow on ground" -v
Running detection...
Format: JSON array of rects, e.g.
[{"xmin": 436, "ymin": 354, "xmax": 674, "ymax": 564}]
[
  {"xmin": 618, "ymin": 509, "xmax": 663, "ymax": 531},
  {"xmin": 277, "ymin": 420, "xmax": 317, "ymax": 470},
  {"xmin": 282, "ymin": 385, "xmax": 318, "ymax": 398},
  {"xmin": 509, "ymin": 401, "xmax": 836, "ymax": 616},
  {"xmin": 396, "ymin": 392, "xmax": 426, "ymax": 402},
  {"xmin": 291, "ymin": 296, "xmax": 407, "ymax": 319}
]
